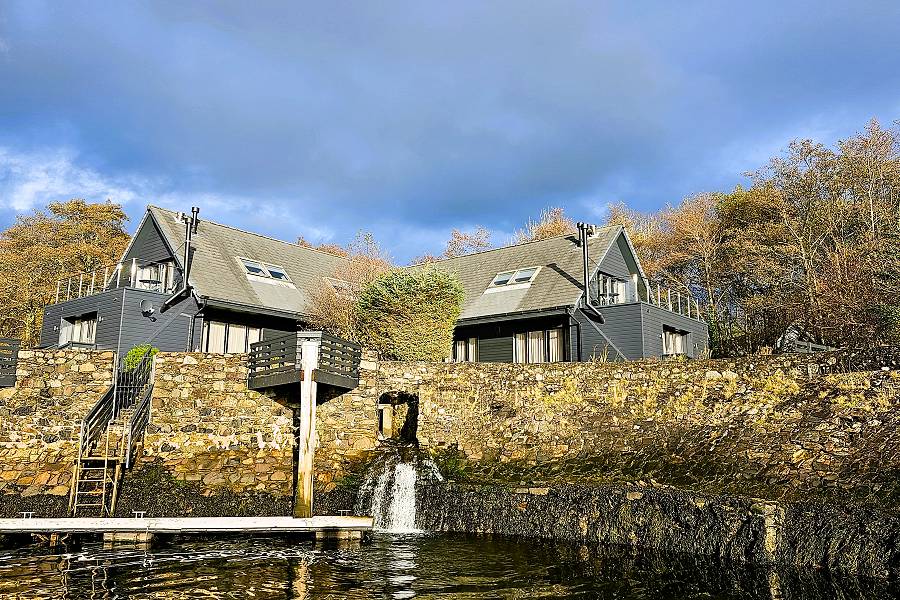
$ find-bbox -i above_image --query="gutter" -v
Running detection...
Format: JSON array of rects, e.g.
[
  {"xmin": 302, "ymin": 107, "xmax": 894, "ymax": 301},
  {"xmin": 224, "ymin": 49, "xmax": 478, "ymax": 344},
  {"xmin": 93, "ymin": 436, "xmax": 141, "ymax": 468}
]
[{"xmin": 455, "ymin": 305, "xmax": 574, "ymax": 328}]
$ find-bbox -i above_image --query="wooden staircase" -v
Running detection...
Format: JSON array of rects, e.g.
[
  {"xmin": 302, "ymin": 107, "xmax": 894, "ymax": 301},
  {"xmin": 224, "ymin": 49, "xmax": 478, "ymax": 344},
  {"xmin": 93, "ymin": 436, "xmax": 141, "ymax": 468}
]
[
  {"xmin": 68, "ymin": 350, "xmax": 155, "ymax": 517},
  {"xmin": 69, "ymin": 416, "xmax": 128, "ymax": 517}
]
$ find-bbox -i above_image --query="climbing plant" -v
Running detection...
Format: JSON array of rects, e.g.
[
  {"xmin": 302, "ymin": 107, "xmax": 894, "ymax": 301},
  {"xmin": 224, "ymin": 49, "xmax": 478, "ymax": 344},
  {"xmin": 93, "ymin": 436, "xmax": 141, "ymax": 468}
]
[{"xmin": 356, "ymin": 266, "xmax": 464, "ymax": 361}]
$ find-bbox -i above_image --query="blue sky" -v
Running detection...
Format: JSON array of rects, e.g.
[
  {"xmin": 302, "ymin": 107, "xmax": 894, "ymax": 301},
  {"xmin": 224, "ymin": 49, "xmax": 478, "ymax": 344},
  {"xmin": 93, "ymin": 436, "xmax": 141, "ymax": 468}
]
[{"xmin": 1, "ymin": 1, "xmax": 899, "ymax": 262}]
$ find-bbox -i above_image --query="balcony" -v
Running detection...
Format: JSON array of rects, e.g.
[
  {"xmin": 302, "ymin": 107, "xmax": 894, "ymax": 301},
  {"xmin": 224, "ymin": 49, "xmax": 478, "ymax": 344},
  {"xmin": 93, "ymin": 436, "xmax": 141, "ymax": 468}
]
[
  {"xmin": 247, "ymin": 331, "xmax": 362, "ymax": 391},
  {"xmin": 589, "ymin": 274, "xmax": 704, "ymax": 322},
  {"xmin": 53, "ymin": 259, "xmax": 180, "ymax": 304}
]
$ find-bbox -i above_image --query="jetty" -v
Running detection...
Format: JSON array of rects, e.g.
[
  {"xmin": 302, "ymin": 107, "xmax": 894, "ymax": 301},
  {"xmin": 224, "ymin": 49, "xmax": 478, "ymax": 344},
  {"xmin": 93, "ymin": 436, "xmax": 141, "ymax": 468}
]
[{"xmin": 0, "ymin": 516, "xmax": 373, "ymax": 546}]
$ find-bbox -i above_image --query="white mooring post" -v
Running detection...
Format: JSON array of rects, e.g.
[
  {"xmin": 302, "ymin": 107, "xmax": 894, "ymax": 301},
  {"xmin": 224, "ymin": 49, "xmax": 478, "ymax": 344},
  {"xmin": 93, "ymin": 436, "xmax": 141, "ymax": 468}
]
[{"xmin": 295, "ymin": 339, "xmax": 320, "ymax": 518}]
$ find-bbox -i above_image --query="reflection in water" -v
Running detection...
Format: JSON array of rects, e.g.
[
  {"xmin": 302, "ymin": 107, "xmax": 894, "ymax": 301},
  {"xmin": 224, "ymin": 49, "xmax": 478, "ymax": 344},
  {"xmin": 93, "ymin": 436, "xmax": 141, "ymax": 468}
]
[{"xmin": 0, "ymin": 533, "xmax": 897, "ymax": 599}]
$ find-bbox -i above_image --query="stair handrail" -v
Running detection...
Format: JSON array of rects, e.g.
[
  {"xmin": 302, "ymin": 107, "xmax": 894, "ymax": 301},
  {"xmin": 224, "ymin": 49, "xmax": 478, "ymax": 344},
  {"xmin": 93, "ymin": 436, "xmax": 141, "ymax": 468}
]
[{"xmin": 125, "ymin": 383, "xmax": 154, "ymax": 469}]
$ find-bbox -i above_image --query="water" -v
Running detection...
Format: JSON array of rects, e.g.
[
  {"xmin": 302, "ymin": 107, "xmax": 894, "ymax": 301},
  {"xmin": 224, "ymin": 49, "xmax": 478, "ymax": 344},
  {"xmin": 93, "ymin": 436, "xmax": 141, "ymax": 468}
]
[
  {"xmin": 1, "ymin": 533, "xmax": 896, "ymax": 599},
  {"xmin": 356, "ymin": 448, "xmax": 442, "ymax": 533}
]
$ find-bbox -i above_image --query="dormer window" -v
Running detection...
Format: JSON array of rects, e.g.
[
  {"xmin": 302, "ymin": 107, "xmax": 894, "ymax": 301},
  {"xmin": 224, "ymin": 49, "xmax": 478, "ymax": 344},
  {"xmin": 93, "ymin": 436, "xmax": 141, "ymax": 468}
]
[
  {"xmin": 241, "ymin": 259, "xmax": 267, "ymax": 276},
  {"xmin": 490, "ymin": 266, "xmax": 540, "ymax": 288}
]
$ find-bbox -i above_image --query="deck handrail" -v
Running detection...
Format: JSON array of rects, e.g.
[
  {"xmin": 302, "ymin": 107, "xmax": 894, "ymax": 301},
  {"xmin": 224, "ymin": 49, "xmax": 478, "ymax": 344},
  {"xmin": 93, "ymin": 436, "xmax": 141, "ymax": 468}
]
[
  {"xmin": 248, "ymin": 331, "xmax": 361, "ymax": 389},
  {"xmin": 0, "ymin": 338, "xmax": 19, "ymax": 387},
  {"xmin": 52, "ymin": 258, "xmax": 181, "ymax": 304}
]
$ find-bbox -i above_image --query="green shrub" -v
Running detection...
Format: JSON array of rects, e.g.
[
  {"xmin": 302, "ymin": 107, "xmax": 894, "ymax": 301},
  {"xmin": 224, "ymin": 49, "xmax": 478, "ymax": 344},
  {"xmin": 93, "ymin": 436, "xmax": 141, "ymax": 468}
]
[
  {"xmin": 123, "ymin": 344, "xmax": 158, "ymax": 370},
  {"xmin": 356, "ymin": 266, "xmax": 464, "ymax": 361}
]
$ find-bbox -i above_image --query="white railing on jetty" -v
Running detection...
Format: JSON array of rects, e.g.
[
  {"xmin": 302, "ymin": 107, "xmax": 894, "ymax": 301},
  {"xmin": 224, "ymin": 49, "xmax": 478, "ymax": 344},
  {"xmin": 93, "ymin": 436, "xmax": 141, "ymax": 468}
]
[{"xmin": 53, "ymin": 259, "xmax": 179, "ymax": 304}]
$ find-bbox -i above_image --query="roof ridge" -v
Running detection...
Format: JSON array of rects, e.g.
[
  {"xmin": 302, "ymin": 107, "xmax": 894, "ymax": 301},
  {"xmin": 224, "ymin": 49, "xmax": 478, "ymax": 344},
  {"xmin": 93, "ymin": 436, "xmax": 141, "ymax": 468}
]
[
  {"xmin": 147, "ymin": 205, "xmax": 349, "ymax": 262},
  {"xmin": 426, "ymin": 224, "xmax": 621, "ymax": 264}
]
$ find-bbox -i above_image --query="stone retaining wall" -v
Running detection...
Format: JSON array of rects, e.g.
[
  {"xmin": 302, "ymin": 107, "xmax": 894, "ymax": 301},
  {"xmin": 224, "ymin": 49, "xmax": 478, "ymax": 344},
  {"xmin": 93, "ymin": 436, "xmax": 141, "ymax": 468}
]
[
  {"xmin": 418, "ymin": 481, "xmax": 900, "ymax": 579},
  {"xmin": 342, "ymin": 347, "xmax": 900, "ymax": 508},
  {"xmin": 117, "ymin": 352, "xmax": 296, "ymax": 516},
  {"xmin": 0, "ymin": 350, "xmax": 114, "ymax": 516}
]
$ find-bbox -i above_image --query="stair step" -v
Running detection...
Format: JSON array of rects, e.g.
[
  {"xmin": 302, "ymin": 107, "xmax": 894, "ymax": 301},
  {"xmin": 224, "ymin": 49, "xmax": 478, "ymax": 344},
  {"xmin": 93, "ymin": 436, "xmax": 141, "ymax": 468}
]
[
  {"xmin": 75, "ymin": 503, "xmax": 103, "ymax": 508},
  {"xmin": 76, "ymin": 490, "xmax": 104, "ymax": 496}
]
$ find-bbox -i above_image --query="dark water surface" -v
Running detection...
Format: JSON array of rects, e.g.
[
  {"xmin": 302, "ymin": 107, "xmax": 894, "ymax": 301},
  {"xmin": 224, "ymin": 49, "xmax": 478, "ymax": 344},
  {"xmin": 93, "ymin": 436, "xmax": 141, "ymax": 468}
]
[{"xmin": 0, "ymin": 533, "xmax": 896, "ymax": 599}]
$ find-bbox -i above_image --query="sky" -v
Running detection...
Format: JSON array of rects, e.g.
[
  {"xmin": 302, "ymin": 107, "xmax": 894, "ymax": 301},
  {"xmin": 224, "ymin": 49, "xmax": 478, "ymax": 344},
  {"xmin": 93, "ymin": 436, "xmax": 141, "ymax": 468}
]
[{"xmin": 1, "ymin": 1, "xmax": 899, "ymax": 263}]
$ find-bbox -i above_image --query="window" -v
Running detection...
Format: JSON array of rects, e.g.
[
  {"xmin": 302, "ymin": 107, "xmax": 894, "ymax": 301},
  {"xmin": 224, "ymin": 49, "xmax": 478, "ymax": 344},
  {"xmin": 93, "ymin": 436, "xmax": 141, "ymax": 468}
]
[
  {"xmin": 202, "ymin": 321, "xmax": 263, "ymax": 354},
  {"xmin": 265, "ymin": 264, "xmax": 290, "ymax": 281},
  {"xmin": 60, "ymin": 313, "xmax": 97, "ymax": 346},
  {"xmin": 514, "ymin": 328, "xmax": 566, "ymax": 363},
  {"xmin": 241, "ymin": 259, "xmax": 267, "ymax": 276},
  {"xmin": 663, "ymin": 327, "xmax": 688, "ymax": 357},
  {"xmin": 453, "ymin": 337, "xmax": 478, "ymax": 362},
  {"xmin": 591, "ymin": 273, "xmax": 629, "ymax": 306},
  {"xmin": 489, "ymin": 266, "xmax": 540, "ymax": 288},
  {"xmin": 134, "ymin": 261, "xmax": 176, "ymax": 293},
  {"xmin": 325, "ymin": 277, "xmax": 354, "ymax": 299}
]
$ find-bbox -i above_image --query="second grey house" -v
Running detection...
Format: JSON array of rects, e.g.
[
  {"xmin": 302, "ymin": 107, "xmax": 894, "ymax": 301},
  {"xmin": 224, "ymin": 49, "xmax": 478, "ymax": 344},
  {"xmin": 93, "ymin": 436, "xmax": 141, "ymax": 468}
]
[
  {"xmin": 40, "ymin": 206, "xmax": 707, "ymax": 362},
  {"xmin": 434, "ymin": 223, "xmax": 708, "ymax": 362}
]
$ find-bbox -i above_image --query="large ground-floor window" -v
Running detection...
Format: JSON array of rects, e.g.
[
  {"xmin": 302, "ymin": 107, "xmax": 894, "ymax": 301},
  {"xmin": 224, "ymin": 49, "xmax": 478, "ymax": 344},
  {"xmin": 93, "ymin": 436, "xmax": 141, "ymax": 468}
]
[
  {"xmin": 59, "ymin": 313, "xmax": 97, "ymax": 346},
  {"xmin": 201, "ymin": 321, "xmax": 262, "ymax": 354},
  {"xmin": 452, "ymin": 337, "xmax": 478, "ymax": 362},
  {"xmin": 513, "ymin": 327, "xmax": 566, "ymax": 363},
  {"xmin": 662, "ymin": 326, "xmax": 688, "ymax": 357}
]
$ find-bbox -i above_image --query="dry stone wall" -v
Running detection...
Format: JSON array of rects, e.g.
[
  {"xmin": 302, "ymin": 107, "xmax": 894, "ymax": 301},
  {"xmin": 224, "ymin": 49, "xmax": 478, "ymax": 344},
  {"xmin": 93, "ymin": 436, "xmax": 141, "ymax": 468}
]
[
  {"xmin": 119, "ymin": 353, "xmax": 296, "ymax": 516},
  {"xmin": 0, "ymin": 349, "xmax": 114, "ymax": 515},
  {"xmin": 353, "ymin": 347, "xmax": 900, "ymax": 508}
]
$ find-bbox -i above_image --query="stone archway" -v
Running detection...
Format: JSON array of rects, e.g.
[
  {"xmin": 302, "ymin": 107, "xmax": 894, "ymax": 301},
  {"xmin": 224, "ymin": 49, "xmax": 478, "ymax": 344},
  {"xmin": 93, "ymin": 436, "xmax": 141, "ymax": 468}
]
[{"xmin": 376, "ymin": 391, "xmax": 418, "ymax": 444}]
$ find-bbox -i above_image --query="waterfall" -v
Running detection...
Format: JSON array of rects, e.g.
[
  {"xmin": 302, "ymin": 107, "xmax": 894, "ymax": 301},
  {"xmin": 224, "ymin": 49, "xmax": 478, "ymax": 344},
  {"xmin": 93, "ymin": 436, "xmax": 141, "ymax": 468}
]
[{"xmin": 357, "ymin": 447, "xmax": 443, "ymax": 533}]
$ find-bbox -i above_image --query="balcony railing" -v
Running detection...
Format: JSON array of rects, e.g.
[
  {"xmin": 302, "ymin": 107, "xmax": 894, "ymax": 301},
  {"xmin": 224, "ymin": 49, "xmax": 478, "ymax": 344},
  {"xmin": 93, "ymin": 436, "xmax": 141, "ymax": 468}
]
[
  {"xmin": 247, "ymin": 331, "xmax": 362, "ymax": 391},
  {"xmin": 53, "ymin": 259, "xmax": 180, "ymax": 304},
  {"xmin": 589, "ymin": 277, "xmax": 704, "ymax": 322}
]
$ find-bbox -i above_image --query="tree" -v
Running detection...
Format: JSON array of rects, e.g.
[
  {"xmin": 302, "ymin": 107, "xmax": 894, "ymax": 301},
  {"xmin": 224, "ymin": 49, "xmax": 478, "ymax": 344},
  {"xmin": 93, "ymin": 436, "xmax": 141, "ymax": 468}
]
[
  {"xmin": 0, "ymin": 200, "xmax": 130, "ymax": 346},
  {"xmin": 514, "ymin": 207, "xmax": 576, "ymax": 243},
  {"xmin": 606, "ymin": 118, "xmax": 900, "ymax": 355},
  {"xmin": 296, "ymin": 235, "xmax": 349, "ymax": 257},
  {"xmin": 443, "ymin": 226, "xmax": 492, "ymax": 258},
  {"xmin": 307, "ymin": 231, "xmax": 391, "ymax": 342},
  {"xmin": 356, "ymin": 266, "xmax": 464, "ymax": 361}
]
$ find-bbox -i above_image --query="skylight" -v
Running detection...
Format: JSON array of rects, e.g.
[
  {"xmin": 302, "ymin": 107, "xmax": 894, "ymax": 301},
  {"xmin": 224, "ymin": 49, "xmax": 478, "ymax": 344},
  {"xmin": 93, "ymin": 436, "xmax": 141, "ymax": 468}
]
[
  {"xmin": 265, "ymin": 264, "xmax": 290, "ymax": 281},
  {"xmin": 241, "ymin": 259, "xmax": 267, "ymax": 276},
  {"xmin": 490, "ymin": 266, "xmax": 540, "ymax": 288}
]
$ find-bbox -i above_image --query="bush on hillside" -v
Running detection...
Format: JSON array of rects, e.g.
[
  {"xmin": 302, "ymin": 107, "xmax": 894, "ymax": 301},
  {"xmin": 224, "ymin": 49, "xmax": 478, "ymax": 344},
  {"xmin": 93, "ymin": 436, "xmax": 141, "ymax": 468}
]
[{"xmin": 357, "ymin": 267, "xmax": 464, "ymax": 361}]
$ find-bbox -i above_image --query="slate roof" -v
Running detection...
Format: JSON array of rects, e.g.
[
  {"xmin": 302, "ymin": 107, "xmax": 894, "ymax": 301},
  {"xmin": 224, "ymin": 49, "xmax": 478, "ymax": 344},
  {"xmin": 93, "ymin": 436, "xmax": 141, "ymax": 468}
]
[
  {"xmin": 147, "ymin": 206, "xmax": 347, "ymax": 318},
  {"xmin": 430, "ymin": 225, "xmax": 624, "ymax": 321}
]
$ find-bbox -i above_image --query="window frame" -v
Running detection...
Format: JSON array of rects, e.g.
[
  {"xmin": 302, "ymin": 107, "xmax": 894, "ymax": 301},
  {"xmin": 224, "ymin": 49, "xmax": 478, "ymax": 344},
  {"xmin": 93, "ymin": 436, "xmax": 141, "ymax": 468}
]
[
  {"xmin": 452, "ymin": 337, "xmax": 478, "ymax": 362},
  {"xmin": 513, "ymin": 327, "xmax": 566, "ymax": 363},
  {"xmin": 239, "ymin": 258, "xmax": 268, "ymax": 277},
  {"xmin": 264, "ymin": 264, "xmax": 291, "ymax": 282},
  {"xmin": 202, "ymin": 320, "xmax": 265, "ymax": 354},
  {"xmin": 489, "ymin": 266, "xmax": 541, "ymax": 288}
]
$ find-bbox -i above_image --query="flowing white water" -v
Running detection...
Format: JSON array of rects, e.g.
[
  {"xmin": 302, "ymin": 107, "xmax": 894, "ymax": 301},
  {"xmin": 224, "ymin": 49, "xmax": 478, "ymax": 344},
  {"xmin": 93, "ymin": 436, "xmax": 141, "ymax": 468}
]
[
  {"xmin": 385, "ymin": 463, "xmax": 419, "ymax": 533},
  {"xmin": 359, "ymin": 455, "xmax": 444, "ymax": 533}
]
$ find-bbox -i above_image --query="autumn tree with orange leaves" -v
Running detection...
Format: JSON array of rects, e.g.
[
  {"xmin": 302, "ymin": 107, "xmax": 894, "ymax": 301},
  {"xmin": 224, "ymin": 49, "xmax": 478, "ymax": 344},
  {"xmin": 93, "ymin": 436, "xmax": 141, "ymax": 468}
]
[{"xmin": 0, "ymin": 200, "xmax": 130, "ymax": 346}]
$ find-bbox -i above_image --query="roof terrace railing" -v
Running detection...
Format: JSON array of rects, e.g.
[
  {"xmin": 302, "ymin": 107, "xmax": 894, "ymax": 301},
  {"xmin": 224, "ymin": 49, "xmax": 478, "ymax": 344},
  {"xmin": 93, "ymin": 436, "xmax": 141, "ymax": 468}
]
[
  {"xmin": 248, "ymin": 331, "xmax": 361, "ymax": 391},
  {"xmin": 589, "ymin": 277, "xmax": 704, "ymax": 322},
  {"xmin": 53, "ymin": 259, "xmax": 180, "ymax": 304},
  {"xmin": 640, "ymin": 279, "xmax": 704, "ymax": 321}
]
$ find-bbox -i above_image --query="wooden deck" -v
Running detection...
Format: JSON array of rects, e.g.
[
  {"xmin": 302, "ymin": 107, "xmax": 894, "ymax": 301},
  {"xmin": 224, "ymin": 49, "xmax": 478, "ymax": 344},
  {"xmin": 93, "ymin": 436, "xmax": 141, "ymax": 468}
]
[{"xmin": 0, "ymin": 516, "xmax": 373, "ymax": 535}]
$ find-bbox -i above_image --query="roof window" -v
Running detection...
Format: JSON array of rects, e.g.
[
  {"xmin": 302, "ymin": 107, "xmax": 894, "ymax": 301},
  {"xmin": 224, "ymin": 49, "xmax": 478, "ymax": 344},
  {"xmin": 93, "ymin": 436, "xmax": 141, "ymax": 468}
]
[
  {"xmin": 241, "ymin": 259, "xmax": 267, "ymax": 276},
  {"xmin": 239, "ymin": 258, "xmax": 292, "ymax": 282},
  {"xmin": 490, "ymin": 266, "xmax": 540, "ymax": 288},
  {"xmin": 265, "ymin": 264, "xmax": 290, "ymax": 281}
]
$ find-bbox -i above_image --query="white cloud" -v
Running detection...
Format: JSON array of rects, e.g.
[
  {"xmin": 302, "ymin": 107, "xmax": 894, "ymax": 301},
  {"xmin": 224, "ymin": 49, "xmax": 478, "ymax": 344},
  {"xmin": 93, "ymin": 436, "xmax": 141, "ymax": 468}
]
[{"xmin": 0, "ymin": 146, "xmax": 150, "ymax": 211}]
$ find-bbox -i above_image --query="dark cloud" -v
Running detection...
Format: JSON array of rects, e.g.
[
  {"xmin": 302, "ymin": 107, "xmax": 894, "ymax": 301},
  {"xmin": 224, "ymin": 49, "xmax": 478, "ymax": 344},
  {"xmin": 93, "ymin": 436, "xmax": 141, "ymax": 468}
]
[{"xmin": 1, "ymin": 0, "xmax": 899, "ymax": 261}]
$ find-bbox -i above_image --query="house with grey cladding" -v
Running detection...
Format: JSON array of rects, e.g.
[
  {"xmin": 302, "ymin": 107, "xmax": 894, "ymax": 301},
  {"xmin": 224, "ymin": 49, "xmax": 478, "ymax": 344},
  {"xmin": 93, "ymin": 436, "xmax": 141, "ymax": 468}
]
[
  {"xmin": 432, "ymin": 222, "xmax": 708, "ymax": 362},
  {"xmin": 40, "ymin": 206, "xmax": 708, "ymax": 362},
  {"xmin": 40, "ymin": 205, "xmax": 344, "ymax": 356}
]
